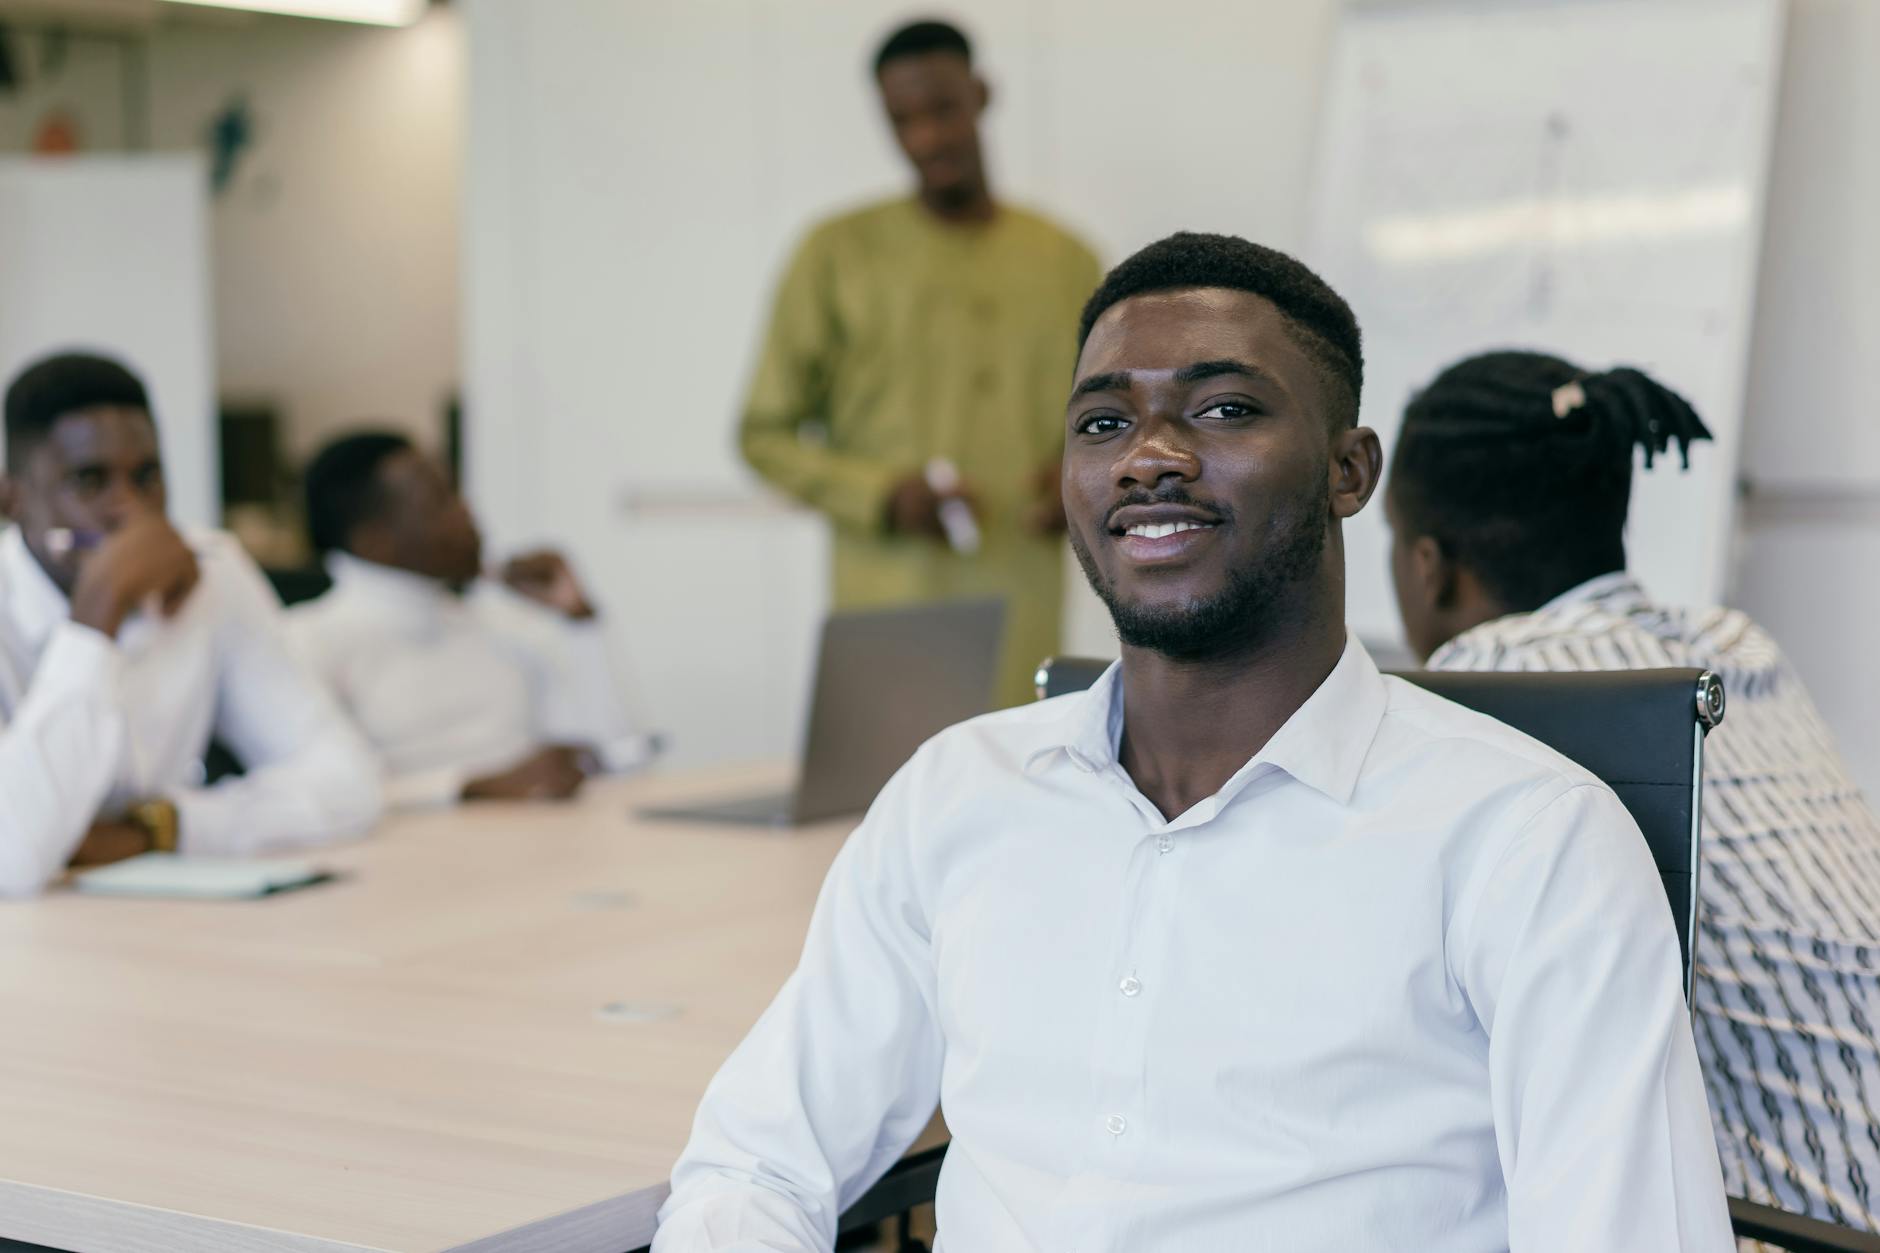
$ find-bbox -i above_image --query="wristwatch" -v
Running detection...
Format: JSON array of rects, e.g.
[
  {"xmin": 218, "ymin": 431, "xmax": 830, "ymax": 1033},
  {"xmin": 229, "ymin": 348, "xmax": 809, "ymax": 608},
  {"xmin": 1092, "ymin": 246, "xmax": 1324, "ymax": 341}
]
[{"xmin": 127, "ymin": 798, "xmax": 181, "ymax": 854}]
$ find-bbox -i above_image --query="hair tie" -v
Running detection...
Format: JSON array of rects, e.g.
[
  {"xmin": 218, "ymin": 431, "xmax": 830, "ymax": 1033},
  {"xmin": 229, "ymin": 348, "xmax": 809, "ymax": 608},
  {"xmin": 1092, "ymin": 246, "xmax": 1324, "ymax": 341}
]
[{"xmin": 1551, "ymin": 379, "xmax": 1588, "ymax": 419}]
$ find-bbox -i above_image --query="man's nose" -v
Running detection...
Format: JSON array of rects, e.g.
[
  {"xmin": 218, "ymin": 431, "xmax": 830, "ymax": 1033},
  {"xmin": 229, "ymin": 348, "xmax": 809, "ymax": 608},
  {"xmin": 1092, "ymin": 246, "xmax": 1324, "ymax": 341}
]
[{"xmin": 1115, "ymin": 421, "xmax": 1202, "ymax": 488}]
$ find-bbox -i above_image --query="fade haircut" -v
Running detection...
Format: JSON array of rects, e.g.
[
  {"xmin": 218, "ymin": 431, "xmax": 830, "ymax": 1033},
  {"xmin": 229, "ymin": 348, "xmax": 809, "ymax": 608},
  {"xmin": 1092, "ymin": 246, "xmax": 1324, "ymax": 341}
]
[
  {"xmin": 5, "ymin": 352, "xmax": 151, "ymax": 469},
  {"xmin": 1077, "ymin": 231, "xmax": 1365, "ymax": 432},
  {"xmin": 303, "ymin": 429, "xmax": 412, "ymax": 556},
  {"xmin": 873, "ymin": 18, "xmax": 971, "ymax": 75}
]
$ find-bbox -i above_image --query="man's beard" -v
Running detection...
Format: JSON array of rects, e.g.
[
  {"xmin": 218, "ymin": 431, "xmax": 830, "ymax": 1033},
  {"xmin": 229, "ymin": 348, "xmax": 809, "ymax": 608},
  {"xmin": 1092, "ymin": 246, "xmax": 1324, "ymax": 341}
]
[{"xmin": 1070, "ymin": 474, "xmax": 1330, "ymax": 662}]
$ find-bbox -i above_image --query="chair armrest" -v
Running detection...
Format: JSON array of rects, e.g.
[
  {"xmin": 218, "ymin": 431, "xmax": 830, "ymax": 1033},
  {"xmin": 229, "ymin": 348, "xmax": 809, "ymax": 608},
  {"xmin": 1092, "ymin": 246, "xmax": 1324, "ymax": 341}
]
[
  {"xmin": 837, "ymin": 1144, "xmax": 949, "ymax": 1233},
  {"xmin": 1730, "ymin": 1195, "xmax": 1880, "ymax": 1252}
]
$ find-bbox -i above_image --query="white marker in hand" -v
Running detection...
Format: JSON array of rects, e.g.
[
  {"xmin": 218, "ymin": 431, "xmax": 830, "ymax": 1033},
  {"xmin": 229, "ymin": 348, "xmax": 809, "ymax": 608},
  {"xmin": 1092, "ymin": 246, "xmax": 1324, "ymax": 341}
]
[{"xmin": 924, "ymin": 458, "xmax": 981, "ymax": 556}]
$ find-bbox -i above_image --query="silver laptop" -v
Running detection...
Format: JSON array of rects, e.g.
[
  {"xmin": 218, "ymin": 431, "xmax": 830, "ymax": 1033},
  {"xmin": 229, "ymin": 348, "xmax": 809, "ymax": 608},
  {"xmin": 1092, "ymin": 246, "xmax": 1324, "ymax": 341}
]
[{"xmin": 642, "ymin": 598, "xmax": 1006, "ymax": 826}]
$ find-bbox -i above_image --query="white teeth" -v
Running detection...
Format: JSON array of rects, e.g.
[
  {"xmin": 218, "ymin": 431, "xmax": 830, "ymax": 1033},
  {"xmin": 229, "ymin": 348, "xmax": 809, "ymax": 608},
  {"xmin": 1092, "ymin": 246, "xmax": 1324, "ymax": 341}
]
[{"xmin": 1125, "ymin": 521, "xmax": 1209, "ymax": 538}]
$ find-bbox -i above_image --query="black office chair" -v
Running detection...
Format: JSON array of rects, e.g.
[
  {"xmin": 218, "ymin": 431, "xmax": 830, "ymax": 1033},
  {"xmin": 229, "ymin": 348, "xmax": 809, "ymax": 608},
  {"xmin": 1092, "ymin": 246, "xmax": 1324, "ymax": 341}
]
[{"xmin": 1025, "ymin": 656, "xmax": 1880, "ymax": 1253}]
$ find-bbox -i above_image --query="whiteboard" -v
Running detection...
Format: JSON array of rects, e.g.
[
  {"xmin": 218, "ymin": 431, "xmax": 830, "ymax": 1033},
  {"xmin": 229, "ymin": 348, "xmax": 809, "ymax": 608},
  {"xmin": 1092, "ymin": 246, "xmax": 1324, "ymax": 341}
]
[
  {"xmin": 0, "ymin": 156, "xmax": 218, "ymax": 527},
  {"xmin": 1303, "ymin": 0, "xmax": 1784, "ymax": 645}
]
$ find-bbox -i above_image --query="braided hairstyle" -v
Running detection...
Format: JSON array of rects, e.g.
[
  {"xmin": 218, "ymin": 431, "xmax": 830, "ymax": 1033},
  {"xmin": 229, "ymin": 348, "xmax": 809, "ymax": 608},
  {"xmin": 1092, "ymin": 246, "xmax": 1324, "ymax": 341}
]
[{"xmin": 1388, "ymin": 350, "xmax": 1713, "ymax": 612}]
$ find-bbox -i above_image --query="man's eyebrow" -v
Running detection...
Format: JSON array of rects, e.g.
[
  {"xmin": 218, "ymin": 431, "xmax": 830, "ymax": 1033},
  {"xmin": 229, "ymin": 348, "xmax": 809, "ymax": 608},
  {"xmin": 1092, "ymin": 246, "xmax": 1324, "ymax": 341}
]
[
  {"xmin": 1070, "ymin": 359, "xmax": 1284, "ymax": 402},
  {"xmin": 1174, "ymin": 358, "xmax": 1280, "ymax": 388},
  {"xmin": 1069, "ymin": 370, "xmax": 1133, "ymax": 401}
]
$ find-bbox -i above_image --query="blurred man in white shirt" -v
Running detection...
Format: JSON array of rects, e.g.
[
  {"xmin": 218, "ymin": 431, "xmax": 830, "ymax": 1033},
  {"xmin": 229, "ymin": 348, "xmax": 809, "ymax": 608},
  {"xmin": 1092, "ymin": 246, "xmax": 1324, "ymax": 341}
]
[
  {"xmin": 653, "ymin": 234, "xmax": 1731, "ymax": 1251},
  {"xmin": 0, "ymin": 352, "xmax": 380, "ymax": 897},
  {"xmin": 290, "ymin": 431, "xmax": 650, "ymax": 809}
]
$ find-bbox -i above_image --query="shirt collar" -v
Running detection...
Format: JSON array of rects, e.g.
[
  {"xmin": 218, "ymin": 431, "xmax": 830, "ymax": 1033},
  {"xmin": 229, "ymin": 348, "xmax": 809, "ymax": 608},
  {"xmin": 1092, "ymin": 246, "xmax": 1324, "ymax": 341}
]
[
  {"xmin": 325, "ymin": 551, "xmax": 459, "ymax": 617},
  {"xmin": 1024, "ymin": 634, "xmax": 1389, "ymax": 807},
  {"xmin": 1532, "ymin": 570, "xmax": 1650, "ymax": 618},
  {"xmin": 0, "ymin": 524, "xmax": 75, "ymax": 649}
]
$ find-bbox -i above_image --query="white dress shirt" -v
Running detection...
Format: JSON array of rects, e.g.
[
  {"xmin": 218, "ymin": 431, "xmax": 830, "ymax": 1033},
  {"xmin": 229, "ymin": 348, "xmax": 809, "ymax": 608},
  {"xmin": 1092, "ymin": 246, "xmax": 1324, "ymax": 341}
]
[
  {"xmin": 1433, "ymin": 572, "xmax": 1880, "ymax": 1232},
  {"xmin": 655, "ymin": 635, "xmax": 1731, "ymax": 1252},
  {"xmin": 288, "ymin": 553, "xmax": 646, "ymax": 809},
  {"xmin": 0, "ymin": 524, "xmax": 381, "ymax": 898}
]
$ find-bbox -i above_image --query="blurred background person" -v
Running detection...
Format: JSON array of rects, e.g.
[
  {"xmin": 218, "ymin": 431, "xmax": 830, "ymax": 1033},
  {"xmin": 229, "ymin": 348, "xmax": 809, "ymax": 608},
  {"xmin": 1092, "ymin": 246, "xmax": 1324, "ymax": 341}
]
[
  {"xmin": 738, "ymin": 18, "xmax": 1101, "ymax": 707},
  {"xmin": 1387, "ymin": 349, "xmax": 1880, "ymax": 1235},
  {"xmin": 0, "ymin": 352, "xmax": 379, "ymax": 896},
  {"xmin": 292, "ymin": 430, "xmax": 653, "ymax": 809}
]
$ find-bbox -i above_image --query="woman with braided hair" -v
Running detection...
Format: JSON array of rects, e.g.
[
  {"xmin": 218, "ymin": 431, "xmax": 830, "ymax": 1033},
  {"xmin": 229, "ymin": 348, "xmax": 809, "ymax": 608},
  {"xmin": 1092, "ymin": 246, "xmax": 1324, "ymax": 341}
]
[{"xmin": 1388, "ymin": 349, "xmax": 1880, "ymax": 1237}]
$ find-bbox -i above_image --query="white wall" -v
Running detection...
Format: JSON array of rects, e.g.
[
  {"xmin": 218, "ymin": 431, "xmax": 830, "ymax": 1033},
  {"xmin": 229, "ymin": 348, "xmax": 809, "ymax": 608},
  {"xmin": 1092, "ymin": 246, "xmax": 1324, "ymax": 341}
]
[
  {"xmin": 1733, "ymin": 0, "xmax": 1880, "ymax": 798},
  {"xmin": 0, "ymin": 10, "xmax": 463, "ymax": 469},
  {"xmin": 464, "ymin": 0, "xmax": 1880, "ymax": 792},
  {"xmin": 143, "ymin": 9, "xmax": 463, "ymax": 461},
  {"xmin": 0, "ymin": 156, "xmax": 217, "ymax": 527}
]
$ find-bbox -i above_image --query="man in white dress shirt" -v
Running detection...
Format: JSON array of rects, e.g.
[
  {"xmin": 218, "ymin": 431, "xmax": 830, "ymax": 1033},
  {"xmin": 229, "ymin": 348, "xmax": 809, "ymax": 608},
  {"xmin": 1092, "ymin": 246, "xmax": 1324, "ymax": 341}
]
[
  {"xmin": 654, "ymin": 234, "xmax": 1730, "ymax": 1251},
  {"xmin": 0, "ymin": 352, "xmax": 380, "ymax": 897},
  {"xmin": 1387, "ymin": 349, "xmax": 1880, "ymax": 1236},
  {"xmin": 290, "ymin": 431, "xmax": 650, "ymax": 809}
]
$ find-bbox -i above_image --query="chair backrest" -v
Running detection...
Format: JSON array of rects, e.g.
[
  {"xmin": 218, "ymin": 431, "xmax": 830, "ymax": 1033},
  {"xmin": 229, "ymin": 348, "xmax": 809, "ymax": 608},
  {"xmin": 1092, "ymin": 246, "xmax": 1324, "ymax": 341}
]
[{"xmin": 1034, "ymin": 658, "xmax": 1725, "ymax": 1000}]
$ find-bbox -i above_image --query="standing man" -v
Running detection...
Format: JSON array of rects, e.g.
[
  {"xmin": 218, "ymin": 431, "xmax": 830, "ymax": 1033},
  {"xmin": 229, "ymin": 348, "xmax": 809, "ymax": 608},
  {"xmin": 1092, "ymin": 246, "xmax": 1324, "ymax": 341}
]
[
  {"xmin": 740, "ymin": 19, "xmax": 1101, "ymax": 706},
  {"xmin": 0, "ymin": 352, "xmax": 380, "ymax": 896}
]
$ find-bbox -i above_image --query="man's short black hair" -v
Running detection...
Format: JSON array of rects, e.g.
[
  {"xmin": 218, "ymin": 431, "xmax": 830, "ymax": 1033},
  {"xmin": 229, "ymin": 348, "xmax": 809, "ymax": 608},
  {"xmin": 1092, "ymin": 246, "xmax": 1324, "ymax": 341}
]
[
  {"xmin": 873, "ymin": 18, "xmax": 971, "ymax": 75},
  {"xmin": 1389, "ymin": 350, "xmax": 1713, "ymax": 611},
  {"xmin": 304, "ymin": 430, "xmax": 412, "ymax": 556},
  {"xmin": 5, "ymin": 351, "xmax": 151, "ymax": 468},
  {"xmin": 1077, "ymin": 232, "xmax": 1365, "ymax": 431}
]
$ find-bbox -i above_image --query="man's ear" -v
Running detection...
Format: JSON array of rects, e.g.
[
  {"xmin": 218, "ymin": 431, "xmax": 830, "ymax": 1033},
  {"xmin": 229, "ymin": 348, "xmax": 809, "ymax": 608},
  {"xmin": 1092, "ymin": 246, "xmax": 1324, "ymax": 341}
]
[
  {"xmin": 1409, "ymin": 533, "xmax": 1459, "ymax": 611},
  {"xmin": 346, "ymin": 517, "xmax": 394, "ymax": 566},
  {"xmin": 1330, "ymin": 425, "xmax": 1383, "ymax": 520},
  {"xmin": 0, "ymin": 474, "xmax": 19, "ymax": 523},
  {"xmin": 974, "ymin": 75, "xmax": 992, "ymax": 115}
]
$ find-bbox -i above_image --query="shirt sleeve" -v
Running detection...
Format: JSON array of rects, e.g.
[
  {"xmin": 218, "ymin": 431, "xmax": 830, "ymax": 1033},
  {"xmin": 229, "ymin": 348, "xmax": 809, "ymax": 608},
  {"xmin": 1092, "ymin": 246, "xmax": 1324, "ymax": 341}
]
[
  {"xmin": 737, "ymin": 230, "xmax": 903, "ymax": 535},
  {"xmin": 654, "ymin": 751, "xmax": 946, "ymax": 1251},
  {"xmin": 169, "ymin": 545, "xmax": 383, "ymax": 854},
  {"xmin": 0, "ymin": 625, "xmax": 126, "ymax": 897},
  {"xmin": 1457, "ymin": 781, "xmax": 1731, "ymax": 1250},
  {"xmin": 477, "ymin": 590, "xmax": 647, "ymax": 770}
]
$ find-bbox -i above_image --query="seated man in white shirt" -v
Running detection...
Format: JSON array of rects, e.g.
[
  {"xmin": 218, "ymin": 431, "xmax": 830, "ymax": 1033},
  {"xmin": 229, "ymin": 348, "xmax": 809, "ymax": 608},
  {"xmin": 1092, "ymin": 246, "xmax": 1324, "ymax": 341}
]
[
  {"xmin": 290, "ymin": 430, "xmax": 650, "ymax": 809},
  {"xmin": 1387, "ymin": 349, "xmax": 1880, "ymax": 1234},
  {"xmin": 655, "ymin": 234, "xmax": 1730, "ymax": 1251},
  {"xmin": 0, "ymin": 352, "xmax": 380, "ymax": 897}
]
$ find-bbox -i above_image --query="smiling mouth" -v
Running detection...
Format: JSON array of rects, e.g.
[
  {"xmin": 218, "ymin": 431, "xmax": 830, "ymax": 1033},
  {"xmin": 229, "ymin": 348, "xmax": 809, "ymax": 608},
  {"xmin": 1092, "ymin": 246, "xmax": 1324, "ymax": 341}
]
[
  {"xmin": 1120, "ymin": 520, "xmax": 1216, "ymax": 539},
  {"xmin": 1110, "ymin": 519, "xmax": 1223, "ymax": 565}
]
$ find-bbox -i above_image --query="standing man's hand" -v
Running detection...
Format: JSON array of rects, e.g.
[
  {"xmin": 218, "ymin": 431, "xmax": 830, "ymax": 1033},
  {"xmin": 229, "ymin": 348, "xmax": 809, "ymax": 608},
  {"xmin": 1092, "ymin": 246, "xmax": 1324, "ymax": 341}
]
[
  {"xmin": 1026, "ymin": 459, "xmax": 1067, "ymax": 535},
  {"xmin": 500, "ymin": 550, "xmax": 595, "ymax": 620},
  {"xmin": 885, "ymin": 471, "xmax": 978, "ymax": 542},
  {"xmin": 885, "ymin": 473, "xmax": 946, "ymax": 540},
  {"xmin": 461, "ymin": 745, "xmax": 594, "ymax": 802},
  {"xmin": 69, "ymin": 513, "xmax": 200, "ymax": 638}
]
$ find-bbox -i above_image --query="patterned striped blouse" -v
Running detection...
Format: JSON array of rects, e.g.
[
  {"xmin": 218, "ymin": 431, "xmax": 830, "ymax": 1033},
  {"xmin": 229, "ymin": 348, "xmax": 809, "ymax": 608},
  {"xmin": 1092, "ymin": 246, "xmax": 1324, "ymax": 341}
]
[{"xmin": 1430, "ymin": 571, "xmax": 1880, "ymax": 1232}]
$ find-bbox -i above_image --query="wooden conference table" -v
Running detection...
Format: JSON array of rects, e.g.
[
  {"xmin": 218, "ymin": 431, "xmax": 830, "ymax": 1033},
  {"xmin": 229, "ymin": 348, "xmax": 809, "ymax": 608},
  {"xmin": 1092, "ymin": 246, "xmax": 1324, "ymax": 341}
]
[{"xmin": 0, "ymin": 766, "xmax": 859, "ymax": 1253}]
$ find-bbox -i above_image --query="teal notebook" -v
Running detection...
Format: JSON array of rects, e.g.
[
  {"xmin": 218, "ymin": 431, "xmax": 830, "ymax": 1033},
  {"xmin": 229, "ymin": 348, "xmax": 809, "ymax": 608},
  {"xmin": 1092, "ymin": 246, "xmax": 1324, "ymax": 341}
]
[{"xmin": 73, "ymin": 853, "xmax": 335, "ymax": 900}]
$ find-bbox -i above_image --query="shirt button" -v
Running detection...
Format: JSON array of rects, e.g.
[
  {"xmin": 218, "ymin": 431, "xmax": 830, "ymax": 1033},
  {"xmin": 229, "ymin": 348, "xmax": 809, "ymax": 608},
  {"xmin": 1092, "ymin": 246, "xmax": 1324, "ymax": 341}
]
[
  {"xmin": 1106, "ymin": 1113, "xmax": 1128, "ymax": 1136},
  {"xmin": 1119, "ymin": 975, "xmax": 1142, "ymax": 997},
  {"xmin": 1156, "ymin": 834, "xmax": 1174, "ymax": 854}
]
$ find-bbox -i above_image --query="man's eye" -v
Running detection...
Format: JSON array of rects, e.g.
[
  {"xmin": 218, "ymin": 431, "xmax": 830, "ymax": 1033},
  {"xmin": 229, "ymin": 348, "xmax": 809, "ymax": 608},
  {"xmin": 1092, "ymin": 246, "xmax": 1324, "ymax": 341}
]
[
  {"xmin": 1077, "ymin": 415, "xmax": 1126, "ymax": 435},
  {"xmin": 1197, "ymin": 402, "xmax": 1256, "ymax": 421},
  {"xmin": 69, "ymin": 470, "xmax": 107, "ymax": 494}
]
